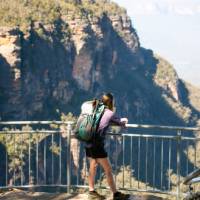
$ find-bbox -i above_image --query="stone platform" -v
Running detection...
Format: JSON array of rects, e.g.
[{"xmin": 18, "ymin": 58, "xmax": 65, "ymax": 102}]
[{"xmin": 0, "ymin": 189, "xmax": 170, "ymax": 200}]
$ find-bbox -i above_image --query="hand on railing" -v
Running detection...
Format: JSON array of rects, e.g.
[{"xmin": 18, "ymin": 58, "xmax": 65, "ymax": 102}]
[{"xmin": 120, "ymin": 118, "xmax": 128, "ymax": 128}]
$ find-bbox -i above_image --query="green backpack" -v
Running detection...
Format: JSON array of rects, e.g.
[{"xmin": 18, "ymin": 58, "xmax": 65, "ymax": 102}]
[{"xmin": 75, "ymin": 100, "xmax": 105, "ymax": 142}]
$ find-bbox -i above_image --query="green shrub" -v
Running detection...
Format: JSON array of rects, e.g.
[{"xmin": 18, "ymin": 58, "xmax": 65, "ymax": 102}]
[{"xmin": 0, "ymin": 0, "xmax": 127, "ymax": 31}]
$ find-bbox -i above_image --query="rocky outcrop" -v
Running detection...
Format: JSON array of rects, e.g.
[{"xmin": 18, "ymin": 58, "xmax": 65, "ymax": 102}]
[
  {"xmin": 0, "ymin": 27, "xmax": 21, "ymax": 80},
  {"xmin": 0, "ymin": 27, "xmax": 22, "ymax": 119},
  {"xmin": 0, "ymin": 23, "xmax": 78, "ymax": 119},
  {"xmin": 109, "ymin": 14, "xmax": 139, "ymax": 51},
  {"xmin": 154, "ymin": 55, "xmax": 180, "ymax": 101}
]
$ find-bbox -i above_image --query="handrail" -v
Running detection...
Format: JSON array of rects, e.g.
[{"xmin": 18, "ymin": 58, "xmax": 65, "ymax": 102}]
[
  {"xmin": 0, "ymin": 121, "xmax": 200, "ymax": 131},
  {"xmin": 0, "ymin": 121, "xmax": 74, "ymax": 125},
  {"xmin": 0, "ymin": 130, "xmax": 61, "ymax": 134},
  {"xmin": 126, "ymin": 124, "xmax": 200, "ymax": 131}
]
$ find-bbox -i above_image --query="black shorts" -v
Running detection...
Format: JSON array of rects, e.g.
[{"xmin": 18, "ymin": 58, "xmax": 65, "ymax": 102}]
[{"xmin": 85, "ymin": 144, "xmax": 108, "ymax": 159}]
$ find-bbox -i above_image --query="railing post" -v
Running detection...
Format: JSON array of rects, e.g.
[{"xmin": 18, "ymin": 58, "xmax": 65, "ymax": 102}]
[
  {"xmin": 66, "ymin": 121, "xmax": 73, "ymax": 194},
  {"xmin": 176, "ymin": 130, "xmax": 181, "ymax": 200}
]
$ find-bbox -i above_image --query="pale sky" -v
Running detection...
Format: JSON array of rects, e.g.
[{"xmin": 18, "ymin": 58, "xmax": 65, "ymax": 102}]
[{"xmin": 113, "ymin": 0, "xmax": 200, "ymax": 87}]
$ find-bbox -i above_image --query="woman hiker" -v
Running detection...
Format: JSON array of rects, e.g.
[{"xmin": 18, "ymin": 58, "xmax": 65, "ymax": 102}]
[{"xmin": 86, "ymin": 93, "xmax": 130, "ymax": 200}]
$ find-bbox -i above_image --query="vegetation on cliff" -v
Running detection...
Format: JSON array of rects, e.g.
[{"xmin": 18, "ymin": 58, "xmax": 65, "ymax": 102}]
[
  {"xmin": 0, "ymin": 0, "xmax": 126, "ymax": 31},
  {"xmin": 154, "ymin": 56, "xmax": 192, "ymax": 123}
]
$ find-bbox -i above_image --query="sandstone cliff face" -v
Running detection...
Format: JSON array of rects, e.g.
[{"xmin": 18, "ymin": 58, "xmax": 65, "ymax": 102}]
[
  {"xmin": 0, "ymin": 12, "xmax": 141, "ymax": 120},
  {"xmin": 0, "ymin": 23, "xmax": 77, "ymax": 119},
  {"xmin": 154, "ymin": 56, "xmax": 180, "ymax": 101},
  {"xmin": 0, "ymin": 5, "xmax": 199, "ymax": 126},
  {"xmin": 66, "ymin": 13, "xmax": 139, "ymax": 91}
]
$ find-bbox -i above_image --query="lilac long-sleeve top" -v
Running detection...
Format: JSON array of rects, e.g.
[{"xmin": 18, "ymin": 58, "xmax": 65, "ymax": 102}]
[
  {"xmin": 97, "ymin": 108, "xmax": 125, "ymax": 135},
  {"xmin": 85, "ymin": 108, "xmax": 125, "ymax": 147}
]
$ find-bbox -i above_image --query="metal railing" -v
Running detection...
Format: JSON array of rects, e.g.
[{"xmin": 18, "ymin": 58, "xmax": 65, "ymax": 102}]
[{"xmin": 0, "ymin": 121, "xmax": 200, "ymax": 200}]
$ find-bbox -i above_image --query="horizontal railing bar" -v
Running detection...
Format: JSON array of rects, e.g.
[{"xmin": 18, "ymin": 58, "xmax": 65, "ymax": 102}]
[
  {"xmin": 182, "ymin": 137, "xmax": 200, "ymax": 140},
  {"xmin": 108, "ymin": 132, "xmax": 198, "ymax": 140},
  {"xmin": 121, "ymin": 133, "xmax": 178, "ymax": 139},
  {"xmin": 0, "ymin": 121, "xmax": 200, "ymax": 131},
  {"xmin": 126, "ymin": 124, "xmax": 200, "ymax": 131},
  {"xmin": 0, "ymin": 130, "xmax": 61, "ymax": 134},
  {"xmin": 123, "ymin": 133, "xmax": 200, "ymax": 141},
  {"xmin": 0, "ymin": 121, "xmax": 74, "ymax": 125},
  {"xmin": 0, "ymin": 184, "xmax": 70, "ymax": 189},
  {"xmin": 0, "ymin": 130, "xmax": 198, "ymax": 140}
]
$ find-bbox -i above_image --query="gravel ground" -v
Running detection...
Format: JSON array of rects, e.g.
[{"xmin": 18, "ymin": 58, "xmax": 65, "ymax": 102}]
[{"xmin": 0, "ymin": 189, "xmax": 168, "ymax": 200}]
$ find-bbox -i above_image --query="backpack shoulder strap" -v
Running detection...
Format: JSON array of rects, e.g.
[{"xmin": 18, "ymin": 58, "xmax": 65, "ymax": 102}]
[{"xmin": 92, "ymin": 99, "xmax": 100, "ymax": 117}]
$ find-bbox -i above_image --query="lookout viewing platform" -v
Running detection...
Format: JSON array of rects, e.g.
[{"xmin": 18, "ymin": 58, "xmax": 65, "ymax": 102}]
[
  {"xmin": 0, "ymin": 121, "xmax": 200, "ymax": 200},
  {"xmin": 0, "ymin": 188, "xmax": 169, "ymax": 200}
]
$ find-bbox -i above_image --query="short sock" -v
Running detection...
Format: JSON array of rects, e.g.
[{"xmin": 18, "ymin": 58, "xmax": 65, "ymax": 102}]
[{"xmin": 114, "ymin": 191, "xmax": 121, "ymax": 197}]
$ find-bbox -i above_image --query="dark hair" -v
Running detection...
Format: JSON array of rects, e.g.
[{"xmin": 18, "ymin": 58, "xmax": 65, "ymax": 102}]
[{"xmin": 101, "ymin": 93, "xmax": 114, "ymax": 110}]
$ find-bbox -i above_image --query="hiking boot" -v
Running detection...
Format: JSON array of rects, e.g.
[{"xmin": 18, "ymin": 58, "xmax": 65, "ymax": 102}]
[
  {"xmin": 113, "ymin": 191, "xmax": 130, "ymax": 200},
  {"xmin": 88, "ymin": 190, "xmax": 106, "ymax": 200}
]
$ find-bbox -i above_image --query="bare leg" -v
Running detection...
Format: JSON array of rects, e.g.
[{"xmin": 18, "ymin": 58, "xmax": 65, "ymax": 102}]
[
  {"xmin": 97, "ymin": 158, "xmax": 117, "ymax": 193},
  {"xmin": 88, "ymin": 158, "xmax": 98, "ymax": 191}
]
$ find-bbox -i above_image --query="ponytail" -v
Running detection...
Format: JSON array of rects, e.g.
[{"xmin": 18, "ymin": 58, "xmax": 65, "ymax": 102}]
[{"xmin": 101, "ymin": 93, "xmax": 114, "ymax": 111}]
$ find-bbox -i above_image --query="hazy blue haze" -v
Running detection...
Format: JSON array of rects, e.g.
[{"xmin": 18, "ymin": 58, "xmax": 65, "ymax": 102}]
[{"xmin": 113, "ymin": 0, "xmax": 200, "ymax": 87}]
